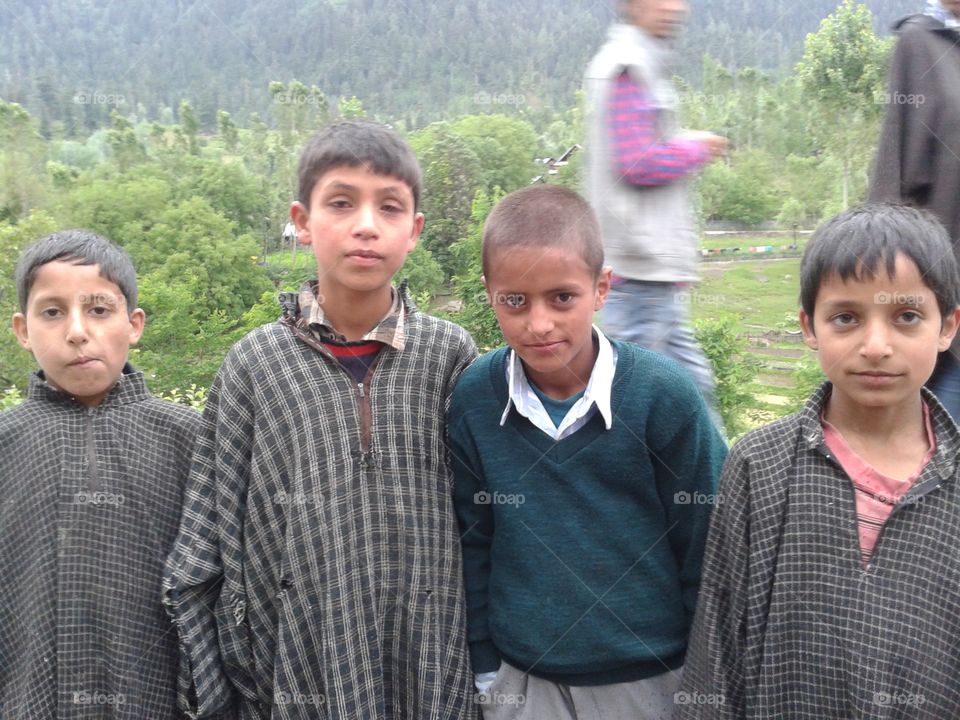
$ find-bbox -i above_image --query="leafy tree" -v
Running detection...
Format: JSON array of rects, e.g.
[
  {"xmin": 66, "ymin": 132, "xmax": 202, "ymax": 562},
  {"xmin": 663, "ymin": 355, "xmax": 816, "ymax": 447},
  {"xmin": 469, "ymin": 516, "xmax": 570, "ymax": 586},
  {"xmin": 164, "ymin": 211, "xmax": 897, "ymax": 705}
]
[
  {"xmin": 797, "ymin": 0, "xmax": 892, "ymax": 208},
  {"xmin": 0, "ymin": 211, "xmax": 59, "ymax": 390},
  {"xmin": 449, "ymin": 115, "xmax": 538, "ymax": 193},
  {"xmin": 410, "ymin": 123, "xmax": 483, "ymax": 278},
  {"xmin": 0, "ymin": 101, "xmax": 47, "ymax": 222}
]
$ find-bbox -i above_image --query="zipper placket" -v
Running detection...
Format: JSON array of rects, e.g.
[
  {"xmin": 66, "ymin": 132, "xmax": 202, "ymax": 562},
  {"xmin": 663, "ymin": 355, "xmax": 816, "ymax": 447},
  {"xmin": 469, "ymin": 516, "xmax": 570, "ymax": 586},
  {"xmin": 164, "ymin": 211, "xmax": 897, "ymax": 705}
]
[
  {"xmin": 817, "ymin": 442, "xmax": 939, "ymax": 569},
  {"xmin": 85, "ymin": 407, "xmax": 99, "ymax": 491},
  {"xmin": 355, "ymin": 354, "xmax": 384, "ymax": 469}
]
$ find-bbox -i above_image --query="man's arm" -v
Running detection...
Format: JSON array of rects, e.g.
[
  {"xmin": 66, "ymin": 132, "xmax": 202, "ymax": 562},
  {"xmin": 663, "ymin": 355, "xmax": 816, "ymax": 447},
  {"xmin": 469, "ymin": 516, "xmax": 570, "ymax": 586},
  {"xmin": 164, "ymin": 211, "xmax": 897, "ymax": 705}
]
[{"xmin": 608, "ymin": 70, "xmax": 724, "ymax": 186}]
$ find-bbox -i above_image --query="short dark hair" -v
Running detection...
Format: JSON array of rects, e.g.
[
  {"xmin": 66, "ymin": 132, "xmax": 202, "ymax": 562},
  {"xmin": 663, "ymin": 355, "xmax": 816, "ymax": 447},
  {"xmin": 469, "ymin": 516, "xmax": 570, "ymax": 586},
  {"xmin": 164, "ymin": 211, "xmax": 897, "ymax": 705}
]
[
  {"xmin": 297, "ymin": 120, "xmax": 422, "ymax": 211},
  {"xmin": 800, "ymin": 203, "xmax": 960, "ymax": 320},
  {"xmin": 15, "ymin": 229, "xmax": 138, "ymax": 313},
  {"xmin": 482, "ymin": 185, "xmax": 604, "ymax": 279}
]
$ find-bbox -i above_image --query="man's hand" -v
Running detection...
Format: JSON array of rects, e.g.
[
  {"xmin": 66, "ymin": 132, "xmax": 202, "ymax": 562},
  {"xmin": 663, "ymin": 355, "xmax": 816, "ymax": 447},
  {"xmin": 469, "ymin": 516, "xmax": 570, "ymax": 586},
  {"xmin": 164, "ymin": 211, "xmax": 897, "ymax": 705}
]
[{"xmin": 681, "ymin": 131, "xmax": 729, "ymax": 161}]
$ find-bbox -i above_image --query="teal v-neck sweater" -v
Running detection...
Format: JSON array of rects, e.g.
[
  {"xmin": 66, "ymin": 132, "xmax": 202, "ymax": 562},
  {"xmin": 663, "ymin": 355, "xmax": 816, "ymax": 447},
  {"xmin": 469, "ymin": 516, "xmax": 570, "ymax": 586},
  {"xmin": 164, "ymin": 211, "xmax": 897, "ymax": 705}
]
[{"xmin": 450, "ymin": 341, "xmax": 727, "ymax": 685}]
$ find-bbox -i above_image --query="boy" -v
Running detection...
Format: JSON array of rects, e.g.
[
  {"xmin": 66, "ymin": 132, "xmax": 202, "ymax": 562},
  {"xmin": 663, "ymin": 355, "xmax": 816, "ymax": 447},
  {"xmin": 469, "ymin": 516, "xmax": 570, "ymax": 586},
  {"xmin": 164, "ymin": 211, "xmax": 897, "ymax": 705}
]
[
  {"xmin": 678, "ymin": 203, "xmax": 960, "ymax": 718},
  {"xmin": 450, "ymin": 185, "xmax": 726, "ymax": 720},
  {"xmin": 164, "ymin": 121, "xmax": 478, "ymax": 719},
  {"xmin": 0, "ymin": 230, "xmax": 200, "ymax": 717}
]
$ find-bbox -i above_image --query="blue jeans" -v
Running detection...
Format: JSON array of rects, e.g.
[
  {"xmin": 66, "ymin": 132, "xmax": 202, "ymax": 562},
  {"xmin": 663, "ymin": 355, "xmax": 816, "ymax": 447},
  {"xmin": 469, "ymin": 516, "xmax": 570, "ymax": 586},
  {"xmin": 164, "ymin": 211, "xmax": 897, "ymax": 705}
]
[
  {"xmin": 927, "ymin": 350, "xmax": 960, "ymax": 424},
  {"xmin": 602, "ymin": 279, "xmax": 720, "ymax": 425}
]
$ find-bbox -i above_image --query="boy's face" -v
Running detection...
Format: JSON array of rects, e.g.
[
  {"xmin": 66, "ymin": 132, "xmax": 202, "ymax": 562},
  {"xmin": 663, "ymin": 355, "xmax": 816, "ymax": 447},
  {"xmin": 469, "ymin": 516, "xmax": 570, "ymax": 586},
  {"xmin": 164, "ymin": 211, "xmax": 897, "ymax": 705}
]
[
  {"xmin": 12, "ymin": 261, "xmax": 145, "ymax": 407},
  {"xmin": 290, "ymin": 165, "xmax": 424, "ymax": 302},
  {"xmin": 800, "ymin": 253, "xmax": 960, "ymax": 417},
  {"xmin": 484, "ymin": 246, "xmax": 611, "ymax": 398}
]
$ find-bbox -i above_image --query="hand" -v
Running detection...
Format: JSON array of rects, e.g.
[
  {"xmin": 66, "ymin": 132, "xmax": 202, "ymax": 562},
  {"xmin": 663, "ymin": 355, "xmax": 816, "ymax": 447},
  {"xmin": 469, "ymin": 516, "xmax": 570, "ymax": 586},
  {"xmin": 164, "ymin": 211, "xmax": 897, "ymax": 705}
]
[{"xmin": 682, "ymin": 131, "xmax": 729, "ymax": 160}]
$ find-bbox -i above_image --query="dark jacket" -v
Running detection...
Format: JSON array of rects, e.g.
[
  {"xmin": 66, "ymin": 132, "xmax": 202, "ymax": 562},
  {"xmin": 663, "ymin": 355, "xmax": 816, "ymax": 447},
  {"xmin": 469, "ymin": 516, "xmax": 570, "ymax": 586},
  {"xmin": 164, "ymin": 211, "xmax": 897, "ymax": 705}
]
[
  {"xmin": 869, "ymin": 13, "xmax": 960, "ymax": 243},
  {"xmin": 163, "ymin": 289, "xmax": 478, "ymax": 719},
  {"xmin": 678, "ymin": 384, "xmax": 960, "ymax": 719},
  {"xmin": 0, "ymin": 367, "xmax": 200, "ymax": 718}
]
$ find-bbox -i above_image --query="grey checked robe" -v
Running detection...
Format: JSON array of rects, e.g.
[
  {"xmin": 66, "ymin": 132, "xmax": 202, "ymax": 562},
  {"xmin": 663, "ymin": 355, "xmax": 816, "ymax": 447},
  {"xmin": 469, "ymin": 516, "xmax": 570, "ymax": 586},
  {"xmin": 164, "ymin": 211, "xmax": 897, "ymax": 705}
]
[
  {"xmin": 0, "ymin": 367, "xmax": 200, "ymax": 718},
  {"xmin": 164, "ymin": 290, "xmax": 478, "ymax": 719},
  {"xmin": 678, "ymin": 384, "xmax": 960, "ymax": 719}
]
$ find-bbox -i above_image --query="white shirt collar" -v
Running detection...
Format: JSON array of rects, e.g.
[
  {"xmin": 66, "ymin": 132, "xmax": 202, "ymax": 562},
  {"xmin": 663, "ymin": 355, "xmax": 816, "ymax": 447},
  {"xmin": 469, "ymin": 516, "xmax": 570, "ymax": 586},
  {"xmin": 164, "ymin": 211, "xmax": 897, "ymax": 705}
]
[{"xmin": 500, "ymin": 326, "xmax": 617, "ymax": 440}]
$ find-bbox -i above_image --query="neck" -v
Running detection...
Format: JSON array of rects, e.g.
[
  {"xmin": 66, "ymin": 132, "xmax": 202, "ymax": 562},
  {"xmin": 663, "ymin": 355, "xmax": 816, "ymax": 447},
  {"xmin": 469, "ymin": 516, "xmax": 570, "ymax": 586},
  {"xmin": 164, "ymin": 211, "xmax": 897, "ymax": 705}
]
[
  {"xmin": 823, "ymin": 392, "xmax": 925, "ymax": 445},
  {"xmin": 317, "ymin": 285, "xmax": 393, "ymax": 342}
]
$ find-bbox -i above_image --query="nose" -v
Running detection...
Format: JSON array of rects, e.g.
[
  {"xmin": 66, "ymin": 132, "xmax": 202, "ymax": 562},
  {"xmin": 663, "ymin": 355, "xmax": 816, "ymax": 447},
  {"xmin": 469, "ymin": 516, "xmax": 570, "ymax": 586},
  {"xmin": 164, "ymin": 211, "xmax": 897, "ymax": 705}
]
[
  {"xmin": 527, "ymin": 301, "xmax": 555, "ymax": 338},
  {"xmin": 352, "ymin": 203, "xmax": 378, "ymax": 240},
  {"xmin": 860, "ymin": 319, "xmax": 892, "ymax": 359},
  {"xmin": 65, "ymin": 308, "xmax": 89, "ymax": 345}
]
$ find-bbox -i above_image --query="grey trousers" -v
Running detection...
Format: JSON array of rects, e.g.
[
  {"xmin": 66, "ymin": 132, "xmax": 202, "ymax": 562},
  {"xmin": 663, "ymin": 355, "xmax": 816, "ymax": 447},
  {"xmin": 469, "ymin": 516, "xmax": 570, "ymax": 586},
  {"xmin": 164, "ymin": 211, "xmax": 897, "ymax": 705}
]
[{"xmin": 479, "ymin": 661, "xmax": 683, "ymax": 720}]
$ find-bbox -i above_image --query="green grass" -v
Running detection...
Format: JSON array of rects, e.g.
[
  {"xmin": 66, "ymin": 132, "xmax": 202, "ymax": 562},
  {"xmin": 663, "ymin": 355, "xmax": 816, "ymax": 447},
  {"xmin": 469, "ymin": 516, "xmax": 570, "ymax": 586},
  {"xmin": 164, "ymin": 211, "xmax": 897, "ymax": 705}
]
[{"xmin": 692, "ymin": 258, "xmax": 801, "ymax": 328}]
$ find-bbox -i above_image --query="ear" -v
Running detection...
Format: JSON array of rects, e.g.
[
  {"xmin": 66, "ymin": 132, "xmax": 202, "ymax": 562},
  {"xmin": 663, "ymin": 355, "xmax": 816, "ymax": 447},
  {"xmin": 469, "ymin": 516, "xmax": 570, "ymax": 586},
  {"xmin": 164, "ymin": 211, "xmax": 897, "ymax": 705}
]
[
  {"xmin": 128, "ymin": 308, "xmax": 146, "ymax": 346},
  {"xmin": 800, "ymin": 309, "xmax": 818, "ymax": 350},
  {"xmin": 290, "ymin": 201, "xmax": 312, "ymax": 245},
  {"xmin": 938, "ymin": 306, "xmax": 960, "ymax": 352},
  {"xmin": 407, "ymin": 211, "xmax": 425, "ymax": 253},
  {"xmin": 594, "ymin": 266, "xmax": 613, "ymax": 311},
  {"xmin": 11, "ymin": 312, "xmax": 30, "ymax": 352}
]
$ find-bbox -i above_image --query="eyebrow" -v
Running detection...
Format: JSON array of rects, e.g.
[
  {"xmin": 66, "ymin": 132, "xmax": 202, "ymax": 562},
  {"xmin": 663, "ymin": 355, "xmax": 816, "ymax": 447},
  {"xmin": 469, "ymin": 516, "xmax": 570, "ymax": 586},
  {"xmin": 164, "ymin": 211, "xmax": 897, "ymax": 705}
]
[{"xmin": 325, "ymin": 182, "xmax": 407, "ymax": 198}]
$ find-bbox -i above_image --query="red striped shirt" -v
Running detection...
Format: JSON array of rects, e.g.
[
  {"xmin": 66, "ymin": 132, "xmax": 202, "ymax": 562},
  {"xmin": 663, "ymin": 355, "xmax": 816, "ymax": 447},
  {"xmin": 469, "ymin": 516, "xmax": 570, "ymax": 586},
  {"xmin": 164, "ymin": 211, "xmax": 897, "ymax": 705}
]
[{"xmin": 607, "ymin": 70, "xmax": 710, "ymax": 186}]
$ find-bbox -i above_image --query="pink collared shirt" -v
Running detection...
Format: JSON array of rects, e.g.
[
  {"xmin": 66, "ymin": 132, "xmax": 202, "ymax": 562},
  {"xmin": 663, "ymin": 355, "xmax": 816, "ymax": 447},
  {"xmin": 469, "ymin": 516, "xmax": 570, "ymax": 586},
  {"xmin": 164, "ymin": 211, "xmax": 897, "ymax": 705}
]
[{"xmin": 823, "ymin": 402, "xmax": 936, "ymax": 566}]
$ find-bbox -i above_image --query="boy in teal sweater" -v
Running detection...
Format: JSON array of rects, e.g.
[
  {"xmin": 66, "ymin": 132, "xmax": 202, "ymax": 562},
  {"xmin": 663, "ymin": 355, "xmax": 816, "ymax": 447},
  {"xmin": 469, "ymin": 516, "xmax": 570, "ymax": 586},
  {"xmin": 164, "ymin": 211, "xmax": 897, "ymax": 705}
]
[{"xmin": 450, "ymin": 185, "xmax": 727, "ymax": 720}]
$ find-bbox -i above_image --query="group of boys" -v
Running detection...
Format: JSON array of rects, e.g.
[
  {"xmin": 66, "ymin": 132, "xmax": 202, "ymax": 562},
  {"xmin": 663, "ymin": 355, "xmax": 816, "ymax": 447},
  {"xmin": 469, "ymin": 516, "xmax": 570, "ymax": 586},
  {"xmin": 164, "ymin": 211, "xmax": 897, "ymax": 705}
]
[{"xmin": 3, "ymin": 118, "xmax": 960, "ymax": 720}]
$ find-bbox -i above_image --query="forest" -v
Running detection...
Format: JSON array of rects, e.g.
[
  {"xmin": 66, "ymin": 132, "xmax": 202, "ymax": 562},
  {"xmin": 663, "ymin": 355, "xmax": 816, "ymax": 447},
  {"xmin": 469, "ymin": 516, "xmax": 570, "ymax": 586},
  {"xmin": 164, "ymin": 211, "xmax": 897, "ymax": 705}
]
[{"xmin": 0, "ymin": 0, "xmax": 905, "ymax": 432}]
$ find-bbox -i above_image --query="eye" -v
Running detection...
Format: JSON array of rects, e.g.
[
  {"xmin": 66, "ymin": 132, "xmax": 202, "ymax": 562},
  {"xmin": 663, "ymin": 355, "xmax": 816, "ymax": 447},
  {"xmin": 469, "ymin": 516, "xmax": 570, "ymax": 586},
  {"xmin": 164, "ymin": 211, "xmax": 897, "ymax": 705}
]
[
  {"xmin": 328, "ymin": 198, "xmax": 351, "ymax": 210},
  {"xmin": 381, "ymin": 202, "xmax": 404, "ymax": 214},
  {"xmin": 830, "ymin": 312, "xmax": 857, "ymax": 327},
  {"xmin": 39, "ymin": 307, "xmax": 63, "ymax": 319},
  {"xmin": 555, "ymin": 292, "xmax": 575, "ymax": 304},
  {"xmin": 89, "ymin": 305, "xmax": 113, "ymax": 317},
  {"xmin": 898, "ymin": 310, "xmax": 922, "ymax": 324}
]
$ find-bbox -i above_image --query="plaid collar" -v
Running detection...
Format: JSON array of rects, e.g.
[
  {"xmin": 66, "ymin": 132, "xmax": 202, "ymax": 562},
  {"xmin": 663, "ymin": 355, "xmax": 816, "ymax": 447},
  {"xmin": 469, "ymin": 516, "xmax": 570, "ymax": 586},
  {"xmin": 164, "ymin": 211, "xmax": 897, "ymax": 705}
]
[
  {"xmin": 292, "ymin": 280, "xmax": 406, "ymax": 351},
  {"xmin": 27, "ymin": 363, "xmax": 150, "ymax": 408},
  {"xmin": 799, "ymin": 382, "xmax": 960, "ymax": 480}
]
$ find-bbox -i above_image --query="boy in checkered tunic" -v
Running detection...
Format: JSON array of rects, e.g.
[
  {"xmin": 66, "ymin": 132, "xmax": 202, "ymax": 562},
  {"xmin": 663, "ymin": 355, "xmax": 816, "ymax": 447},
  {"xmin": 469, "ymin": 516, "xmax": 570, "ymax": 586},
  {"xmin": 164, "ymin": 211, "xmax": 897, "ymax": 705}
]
[
  {"xmin": 163, "ymin": 121, "xmax": 478, "ymax": 719},
  {"xmin": 0, "ymin": 230, "xmax": 200, "ymax": 717},
  {"xmin": 678, "ymin": 204, "xmax": 960, "ymax": 718}
]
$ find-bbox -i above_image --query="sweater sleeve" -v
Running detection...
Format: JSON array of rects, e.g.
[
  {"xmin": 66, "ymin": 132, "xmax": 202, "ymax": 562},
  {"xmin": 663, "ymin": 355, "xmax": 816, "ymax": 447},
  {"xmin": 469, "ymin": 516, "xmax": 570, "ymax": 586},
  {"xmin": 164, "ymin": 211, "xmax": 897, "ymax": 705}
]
[
  {"xmin": 163, "ymin": 348, "xmax": 258, "ymax": 719},
  {"xmin": 449, "ymin": 393, "xmax": 501, "ymax": 675},
  {"xmin": 608, "ymin": 70, "xmax": 711, "ymax": 186},
  {"xmin": 675, "ymin": 441, "xmax": 751, "ymax": 720},
  {"xmin": 651, "ymin": 399, "xmax": 727, "ymax": 624},
  {"xmin": 869, "ymin": 25, "xmax": 937, "ymax": 207}
]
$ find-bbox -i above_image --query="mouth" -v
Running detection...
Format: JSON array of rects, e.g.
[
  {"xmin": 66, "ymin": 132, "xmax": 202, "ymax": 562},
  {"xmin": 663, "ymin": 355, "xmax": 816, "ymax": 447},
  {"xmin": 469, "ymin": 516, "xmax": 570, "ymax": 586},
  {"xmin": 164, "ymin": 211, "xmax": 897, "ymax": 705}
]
[
  {"xmin": 346, "ymin": 250, "xmax": 384, "ymax": 267},
  {"xmin": 526, "ymin": 341, "xmax": 564, "ymax": 354},
  {"xmin": 69, "ymin": 356, "xmax": 99, "ymax": 368}
]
